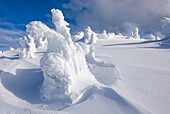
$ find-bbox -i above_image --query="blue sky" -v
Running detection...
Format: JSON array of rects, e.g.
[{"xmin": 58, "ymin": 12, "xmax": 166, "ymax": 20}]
[{"xmin": 0, "ymin": 0, "xmax": 70, "ymax": 30}]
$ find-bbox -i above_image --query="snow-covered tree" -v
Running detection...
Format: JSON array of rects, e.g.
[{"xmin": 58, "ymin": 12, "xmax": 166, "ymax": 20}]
[
  {"xmin": 19, "ymin": 36, "xmax": 28, "ymax": 59},
  {"xmin": 133, "ymin": 27, "xmax": 140, "ymax": 38},
  {"xmin": 144, "ymin": 34, "xmax": 158, "ymax": 40},
  {"xmin": 128, "ymin": 27, "xmax": 140, "ymax": 39},
  {"xmin": 26, "ymin": 22, "xmax": 47, "ymax": 48},
  {"xmin": 51, "ymin": 8, "xmax": 71, "ymax": 39},
  {"xmin": 91, "ymin": 32, "xmax": 97, "ymax": 44},
  {"xmin": 72, "ymin": 31, "xmax": 84, "ymax": 41},
  {"xmin": 27, "ymin": 35, "xmax": 36, "ymax": 58},
  {"xmin": 160, "ymin": 17, "xmax": 170, "ymax": 46},
  {"xmin": 161, "ymin": 17, "xmax": 170, "ymax": 38},
  {"xmin": 76, "ymin": 26, "xmax": 97, "ymax": 44},
  {"xmin": 10, "ymin": 47, "xmax": 14, "ymax": 50},
  {"xmin": 108, "ymin": 33, "xmax": 116, "ymax": 39},
  {"xmin": 97, "ymin": 30, "xmax": 108, "ymax": 39},
  {"xmin": 19, "ymin": 35, "xmax": 36, "ymax": 59},
  {"xmin": 83, "ymin": 26, "xmax": 94, "ymax": 44},
  {"xmin": 31, "ymin": 9, "xmax": 98, "ymax": 102}
]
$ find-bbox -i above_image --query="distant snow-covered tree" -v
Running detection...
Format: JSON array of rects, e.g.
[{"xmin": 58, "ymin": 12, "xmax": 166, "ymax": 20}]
[
  {"xmin": 161, "ymin": 17, "xmax": 170, "ymax": 38},
  {"xmin": 108, "ymin": 33, "xmax": 116, "ymax": 39},
  {"xmin": 83, "ymin": 26, "xmax": 94, "ymax": 44},
  {"xmin": 10, "ymin": 47, "xmax": 14, "ymax": 50},
  {"xmin": 133, "ymin": 27, "xmax": 140, "ymax": 38},
  {"xmin": 160, "ymin": 17, "xmax": 170, "ymax": 46},
  {"xmin": 27, "ymin": 35, "xmax": 36, "ymax": 58},
  {"xmin": 128, "ymin": 27, "xmax": 140, "ymax": 39},
  {"xmin": 72, "ymin": 31, "xmax": 84, "ymax": 41},
  {"xmin": 26, "ymin": 22, "xmax": 47, "ymax": 48},
  {"xmin": 97, "ymin": 30, "xmax": 108, "ymax": 39},
  {"xmin": 19, "ymin": 35, "xmax": 36, "ymax": 59},
  {"xmin": 19, "ymin": 36, "xmax": 28, "ymax": 59}
]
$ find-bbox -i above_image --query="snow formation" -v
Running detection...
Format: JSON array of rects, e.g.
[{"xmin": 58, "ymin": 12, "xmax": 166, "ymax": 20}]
[
  {"xmin": 19, "ymin": 35, "xmax": 36, "ymax": 59},
  {"xmin": 95, "ymin": 30, "xmax": 117, "ymax": 39},
  {"xmin": 51, "ymin": 8, "xmax": 71, "ymax": 39},
  {"xmin": 128, "ymin": 27, "xmax": 140, "ymax": 39},
  {"xmin": 97, "ymin": 30, "xmax": 108, "ymax": 39},
  {"xmin": 35, "ymin": 9, "xmax": 99, "ymax": 102},
  {"xmin": 144, "ymin": 34, "xmax": 160, "ymax": 41},
  {"xmin": 72, "ymin": 31, "xmax": 84, "ymax": 41},
  {"xmin": 26, "ymin": 22, "xmax": 47, "ymax": 48}
]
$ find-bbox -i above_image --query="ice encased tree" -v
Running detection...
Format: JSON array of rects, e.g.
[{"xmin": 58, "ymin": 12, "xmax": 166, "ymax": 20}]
[
  {"xmin": 72, "ymin": 31, "xmax": 84, "ymax": 41},
  {"xmin": 19, "ymin": 36, "xmax": 28, "ymax": 59},
  {"xmin": 78, "ymin": 26, "xmax": 97, "ymax": 44},
  {"xmin": 128, "ymin": 27, "xmax": 140, "ymax": 39},
  {"xmin": 27, "ymin": 35, "xmax": 36, "ymax": 58},
  {"xmin": 31, "ymin": 9, "xmax": 98, "ymax": 102},
  {"xmin": 83, "ymin": 26, "xmax": 94, "ymax": 44},
  {"xmin": 19, "ymin": 35, "xmax": 36, "ymax": 59},
  {"xmin": 97, "ymin": 30, "xmax": 108, "ymax": 39},
  {"xmin": 51, "ymin": 8, "xmax": 71, "ymax": 39},
  {"xmin": 26, "ymin": 22, "xmax": 47, "ymax": 48},
  {"xmin": 133, "ymin": 27, "xmax": 140, "ymax": 38}
]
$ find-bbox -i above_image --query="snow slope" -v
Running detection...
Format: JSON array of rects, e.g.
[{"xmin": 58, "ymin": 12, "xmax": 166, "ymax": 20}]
[
  {"xmin": 0, "ymin": 37, "xmax": 170, "ymax": 114},
  {"xmin": 95, "ymin": 38, "xmax": 170, "ymax": 114}
]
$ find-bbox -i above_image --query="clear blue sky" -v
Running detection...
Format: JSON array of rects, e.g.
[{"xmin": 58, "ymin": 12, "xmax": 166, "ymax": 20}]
[{"xmin": 0, "ymin": 0, "xmax": 70, "ymax": 30}]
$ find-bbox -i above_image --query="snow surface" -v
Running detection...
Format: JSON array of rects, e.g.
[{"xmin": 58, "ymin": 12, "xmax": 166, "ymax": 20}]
[{"xmin": 0, "ymin": 37, "xmax": 170, "ymax": 114}]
